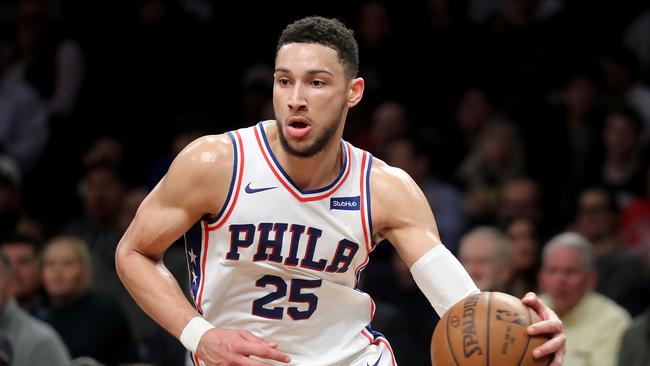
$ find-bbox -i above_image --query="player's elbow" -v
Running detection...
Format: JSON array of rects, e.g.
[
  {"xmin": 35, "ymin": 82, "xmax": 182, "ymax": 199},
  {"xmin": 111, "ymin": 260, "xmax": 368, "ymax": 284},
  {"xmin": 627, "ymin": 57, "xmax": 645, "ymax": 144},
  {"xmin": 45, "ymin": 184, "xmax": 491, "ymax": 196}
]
[{"xmin": 114, "ymin": 238, "xmax": 132, "ymax": 282}]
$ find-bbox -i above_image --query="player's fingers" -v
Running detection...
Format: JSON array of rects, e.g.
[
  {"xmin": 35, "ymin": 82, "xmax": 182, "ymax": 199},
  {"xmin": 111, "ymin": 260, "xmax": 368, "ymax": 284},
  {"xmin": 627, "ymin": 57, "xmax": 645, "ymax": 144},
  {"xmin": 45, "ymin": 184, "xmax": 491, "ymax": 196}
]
[
  {"xmin": 549, "ymin": 345, "xmax": 565, "ymax": 366},
  {"xmin": 532, "ymin": 333, "xmax": 566, "ymax": 359},
  {"xmin": 527, "ymin": 318, "xmax": 563, "ymax": 336},
  {"xmin": 239, "ymin": 331, "xmax": 278, "ymax": 348},
  {"xmin": 522, "ymin": 292, "xmax": 562, "ymax": 326},
  {"xmin": 235, "ymin": 343, "xmax": 291, "ymax": 363},
  {"xmin": 521, "ymin": 293, "xmax": 546, "ymax": 315}
]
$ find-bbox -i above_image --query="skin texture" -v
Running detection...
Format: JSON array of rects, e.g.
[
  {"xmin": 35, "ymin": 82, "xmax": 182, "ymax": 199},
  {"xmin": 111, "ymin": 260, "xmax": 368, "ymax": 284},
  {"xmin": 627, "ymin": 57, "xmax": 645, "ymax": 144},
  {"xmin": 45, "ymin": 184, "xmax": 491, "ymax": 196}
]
[{"xmin": 116, "ymin": 42, "xmax": 565, "ymax": 366}]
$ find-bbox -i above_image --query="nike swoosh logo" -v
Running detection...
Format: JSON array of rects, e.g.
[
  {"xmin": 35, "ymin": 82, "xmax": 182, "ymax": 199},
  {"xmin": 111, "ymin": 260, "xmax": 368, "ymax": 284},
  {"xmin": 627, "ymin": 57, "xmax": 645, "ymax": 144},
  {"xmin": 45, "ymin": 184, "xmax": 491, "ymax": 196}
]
[
  {"xmin": 368, "ymin": 354, "xmax": 381, "ymax": 366},
  {"xmin": 244, "ymin": 182, "xmax": 277, "ymax": 194}
]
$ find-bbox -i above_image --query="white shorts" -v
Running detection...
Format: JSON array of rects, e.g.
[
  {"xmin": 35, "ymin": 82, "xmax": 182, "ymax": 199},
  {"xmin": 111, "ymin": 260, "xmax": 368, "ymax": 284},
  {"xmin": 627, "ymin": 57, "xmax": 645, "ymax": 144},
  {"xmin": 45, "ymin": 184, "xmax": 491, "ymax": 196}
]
[{"xmin": 346, "ymin": 336, "xmax": 397, "ymax": 366}]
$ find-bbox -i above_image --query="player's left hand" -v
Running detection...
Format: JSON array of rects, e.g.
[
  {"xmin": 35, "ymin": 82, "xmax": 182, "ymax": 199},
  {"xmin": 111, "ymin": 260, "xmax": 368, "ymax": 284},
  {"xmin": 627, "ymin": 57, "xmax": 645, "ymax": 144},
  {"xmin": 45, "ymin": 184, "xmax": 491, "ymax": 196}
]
[{"xmin": 522, "ymin": 292, "xmax": 565, "ymax": 366}]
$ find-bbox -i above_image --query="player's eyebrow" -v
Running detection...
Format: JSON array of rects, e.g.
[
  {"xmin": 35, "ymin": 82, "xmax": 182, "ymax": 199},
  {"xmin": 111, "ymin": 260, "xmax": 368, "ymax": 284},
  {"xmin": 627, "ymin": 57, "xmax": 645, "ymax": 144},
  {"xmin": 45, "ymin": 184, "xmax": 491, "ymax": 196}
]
[{"xmin": 275, "ymin": 67, "xmax": 333, "ymax": 76}]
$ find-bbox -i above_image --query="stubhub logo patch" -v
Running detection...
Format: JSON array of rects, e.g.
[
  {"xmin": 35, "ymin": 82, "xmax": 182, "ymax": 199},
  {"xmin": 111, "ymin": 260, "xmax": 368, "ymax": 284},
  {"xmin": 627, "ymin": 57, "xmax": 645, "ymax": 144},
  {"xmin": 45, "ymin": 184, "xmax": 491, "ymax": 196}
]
[{"xmin": 330, "ymin": 196, "xmax": 360, "ymax": 211}]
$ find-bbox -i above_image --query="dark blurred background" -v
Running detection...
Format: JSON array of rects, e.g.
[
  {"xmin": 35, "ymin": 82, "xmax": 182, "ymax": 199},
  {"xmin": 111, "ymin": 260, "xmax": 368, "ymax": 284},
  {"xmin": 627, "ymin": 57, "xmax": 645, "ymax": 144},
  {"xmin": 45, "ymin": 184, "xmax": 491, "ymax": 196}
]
[{"xmin": 0, "ymin": 0, "xmax": 649, "ymax": 365}]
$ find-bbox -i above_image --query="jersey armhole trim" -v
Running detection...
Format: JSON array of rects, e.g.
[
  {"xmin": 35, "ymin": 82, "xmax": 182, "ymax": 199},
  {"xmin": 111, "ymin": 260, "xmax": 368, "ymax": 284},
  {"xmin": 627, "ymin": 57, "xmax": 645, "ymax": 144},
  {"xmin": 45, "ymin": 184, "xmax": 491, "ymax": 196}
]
[
  {"xmin": 354, "ymin": 151, "xmax": 372, "ymax": 288},
  {"xmin": 365, "ymin": 154, "xmax": 374, "ymax": 249},
  {"xmin": 205, "ymin": 130, "xmax": 245, "ymax": 229}
]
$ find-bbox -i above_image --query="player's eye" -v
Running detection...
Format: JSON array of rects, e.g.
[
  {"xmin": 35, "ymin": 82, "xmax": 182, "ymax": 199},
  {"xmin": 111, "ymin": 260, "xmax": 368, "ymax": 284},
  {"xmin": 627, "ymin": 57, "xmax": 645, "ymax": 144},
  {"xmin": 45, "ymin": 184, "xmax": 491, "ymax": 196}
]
[
  {"xmin": 278, "ymin": 78, "xmax": 290, "ymax": 87},
  {"xmin": 311, "ymin": 80, "xmax": 325, "ymax": 87}
]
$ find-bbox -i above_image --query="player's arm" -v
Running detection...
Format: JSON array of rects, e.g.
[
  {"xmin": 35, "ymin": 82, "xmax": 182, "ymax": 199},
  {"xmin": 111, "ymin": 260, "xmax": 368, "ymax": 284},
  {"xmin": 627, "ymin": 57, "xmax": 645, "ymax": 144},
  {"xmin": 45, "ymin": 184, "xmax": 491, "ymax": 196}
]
[
  {"xmin": 369, "ymin": 160, "xmax": 478, "ymax": 315},
  {"xmin": 370, "ymin": 160, "xmax": 565, "ymax": 365},
  {"xmin": 115, "ymin": 135, "xmax": 290, "ymax": 366}
]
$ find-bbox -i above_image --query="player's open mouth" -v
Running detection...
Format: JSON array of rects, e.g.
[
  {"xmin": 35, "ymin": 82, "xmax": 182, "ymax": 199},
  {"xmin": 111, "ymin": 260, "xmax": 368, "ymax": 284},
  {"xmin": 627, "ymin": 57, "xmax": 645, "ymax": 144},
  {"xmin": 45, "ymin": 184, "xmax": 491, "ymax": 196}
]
[
  {"xmin": 287, "ymin": 117, "xmax": 312, "ymax": 138},
  {"xmin": 290, "ymin": 121, "xmax": 308, "ymax": 128}
]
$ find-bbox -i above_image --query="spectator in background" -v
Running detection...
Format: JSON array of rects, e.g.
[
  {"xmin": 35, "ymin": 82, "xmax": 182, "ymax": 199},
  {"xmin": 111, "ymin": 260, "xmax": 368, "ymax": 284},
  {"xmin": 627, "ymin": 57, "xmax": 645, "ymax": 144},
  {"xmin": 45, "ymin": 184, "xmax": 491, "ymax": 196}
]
[
  {"xmin": 41, "ymin": 235, "xmax": 137, "ymax": 365},
  {"xmin": 416, "ymin": 0, "xmax": 482, "ymax": 117},
  {"xmin": 505, "ymin": 218, "xmax": 540, "ymax": 298},
  {"xmin": 598, "ymin": 48, "xmax": 650, "ymax": 137},
  {"xmin": 65, "ymin": 161, "xmax": 126, "ymax": 273},
  {"xmin": 9, "ymin": 0, "xmax": 86, "ymax": 229},
  {"xmin": 458, "ymin": 121, "xmax": 525, "ymax": 225},
  {"xmin": 574, "ymin": 187, "xmax": 649, "ymax": 316},
  {"xmin": 0, "ymin": 234, "xmax": 46, "ymax": 319},
  {"xmin": 624, "ymin": 10, "xmax": 650, "ymax": 84},
  {"xmin": 443, "ymin": 86, "xmax": 502, "ymax": 175},
  {"xmin": 9, "ymin": 0, "xmax": 84, "ymax": 117},
  {"xmin": 557, "ymin": 72, "xmax": 603, "ymax": 171},
  {"xmin": 458, "ymin": 226, "xmax": 513, "ymax": 293},
  {"xmin": 0, "ymin": 252, "xmax": 70, "ymax": 366},
  {"xmin": 0, "ymin": 156, "xmax": 22, "ymax": 239},
  {"xmin": 455, "ymin": 87, "xmax": 500, "ymax": 152},
  {"xmin": 0, "ymin": 36, "xmax": 48, "ymax": 173},
  {"xmin": 355, "ymin": 1, "xmax": 399, "ymax": 107},
  {"xmin": 240, "ymin": 64, "xmax": 274, "ymax": 126},
  {"xmin": 483, "ymin": 0, "xmax": 561, "ymax": 102},
  {"xmin": 0, "ymin": 334, "xmax": 11, "ymax": 366},
  {"xmin": 117, "ymin": 0, "xmax": 209, "ymax": 164},
  {"xmin": 585, "ymin": 107, "xmax": 646, "ymax": 208},
  {"xmin": 498, "ymin": 177, "xmax": 543, "ymax": 231},
  {"xmin": 539, "ymin": 232, "xmax": 630, "ymax": 366},
  {"xmin": 14, "ymin": 214, "xmax": 45, "ymax": 241},
  {"xmin": 63, "ymin": 161, "xmax": 161, "ymax": 356},
  {"xmin": 618, "ymin": 307, "xmax": 650, "ymax": 366},
  {"xmin": 117, "ymin": 188, "xmax": 148, "ymax": 234},
  {"xmin": 619, "ymin": 163, "xmax": 650, "ymax": 266},
  {"xmin": 81, "ymin": 136, "xmax": 125, "ymax": 169},
  {"xmin": 384, "ymin": 136, "xmax": 466, "ymax": 253},
  {"xmin": 529, "ymin": 70, "xmax": 604, "ymax": 223},
  {"xmin": 355, "ymin": 100, "xmax": 410, "ymax": 159}
]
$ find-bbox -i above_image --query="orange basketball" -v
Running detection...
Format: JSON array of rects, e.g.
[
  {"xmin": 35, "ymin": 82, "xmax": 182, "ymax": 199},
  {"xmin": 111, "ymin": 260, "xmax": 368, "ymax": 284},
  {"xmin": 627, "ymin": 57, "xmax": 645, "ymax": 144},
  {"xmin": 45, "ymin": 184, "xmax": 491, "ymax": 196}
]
[{"xmin": 431, "ymin": 292, "xmax": 552, "ymax": 366}]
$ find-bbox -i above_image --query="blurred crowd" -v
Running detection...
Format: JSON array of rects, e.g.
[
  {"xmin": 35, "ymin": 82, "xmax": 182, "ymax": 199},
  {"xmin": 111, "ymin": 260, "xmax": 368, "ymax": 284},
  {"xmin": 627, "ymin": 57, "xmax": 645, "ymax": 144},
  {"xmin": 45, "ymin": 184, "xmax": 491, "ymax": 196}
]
[{"xmin": 0, "ymin": 0, "xmax": 649, "ymax": 365}]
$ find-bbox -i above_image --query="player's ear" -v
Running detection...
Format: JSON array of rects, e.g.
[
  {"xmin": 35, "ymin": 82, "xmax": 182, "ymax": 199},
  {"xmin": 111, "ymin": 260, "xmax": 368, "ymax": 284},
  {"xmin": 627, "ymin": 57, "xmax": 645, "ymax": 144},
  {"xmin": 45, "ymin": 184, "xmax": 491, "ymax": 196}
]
[{"xmin": 347, "ymin": 77, "xmax": 364, "ymax": 107}]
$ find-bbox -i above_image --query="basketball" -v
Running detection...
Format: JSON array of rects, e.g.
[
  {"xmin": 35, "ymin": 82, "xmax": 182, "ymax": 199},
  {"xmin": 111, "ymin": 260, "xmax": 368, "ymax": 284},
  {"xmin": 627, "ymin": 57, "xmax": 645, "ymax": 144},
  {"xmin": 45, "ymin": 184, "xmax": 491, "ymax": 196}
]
[{"xmin": 431, "ymin": 292, "xmax": 552, "ymax": 366}]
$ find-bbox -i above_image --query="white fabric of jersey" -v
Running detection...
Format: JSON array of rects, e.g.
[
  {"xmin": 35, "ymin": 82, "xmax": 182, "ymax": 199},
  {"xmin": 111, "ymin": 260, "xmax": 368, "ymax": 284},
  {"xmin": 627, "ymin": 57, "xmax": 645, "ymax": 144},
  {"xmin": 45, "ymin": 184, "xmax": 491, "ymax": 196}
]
[{"xmin": 183, "ymin": 122, "xmax": 395, "ymax": 366}]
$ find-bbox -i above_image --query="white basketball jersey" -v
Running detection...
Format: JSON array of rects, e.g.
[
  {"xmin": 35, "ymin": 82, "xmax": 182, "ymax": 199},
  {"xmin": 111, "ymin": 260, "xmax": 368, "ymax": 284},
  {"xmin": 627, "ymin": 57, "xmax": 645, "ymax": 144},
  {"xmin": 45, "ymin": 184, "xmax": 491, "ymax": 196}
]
[{"xmin": 184, "ymin": 122, "xmax": 395, "ymax": 366}]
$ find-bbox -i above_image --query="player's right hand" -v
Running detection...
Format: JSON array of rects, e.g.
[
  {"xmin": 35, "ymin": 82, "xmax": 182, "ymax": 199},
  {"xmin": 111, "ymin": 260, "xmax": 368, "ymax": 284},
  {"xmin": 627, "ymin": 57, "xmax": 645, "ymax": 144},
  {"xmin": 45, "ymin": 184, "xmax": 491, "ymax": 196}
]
[{"xmin": 195, "ymin": 328, "xmax": 291, "ymax": 365}]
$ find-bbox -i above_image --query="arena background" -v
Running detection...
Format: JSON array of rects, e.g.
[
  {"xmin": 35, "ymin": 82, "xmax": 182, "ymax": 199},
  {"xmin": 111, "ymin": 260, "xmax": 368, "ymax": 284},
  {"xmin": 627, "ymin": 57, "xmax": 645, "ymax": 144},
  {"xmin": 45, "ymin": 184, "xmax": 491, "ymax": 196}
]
[{"xmin": 0, "ymin": 0, "xmax": 649, "ymax": 365}]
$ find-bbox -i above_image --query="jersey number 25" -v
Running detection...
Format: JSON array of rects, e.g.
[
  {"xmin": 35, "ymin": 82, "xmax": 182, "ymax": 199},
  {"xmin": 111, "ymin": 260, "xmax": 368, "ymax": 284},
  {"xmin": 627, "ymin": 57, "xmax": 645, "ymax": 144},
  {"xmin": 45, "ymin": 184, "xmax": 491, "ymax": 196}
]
[{"xmin": 252, "ymin": 275, "xmax": 322, "ymax": 320}]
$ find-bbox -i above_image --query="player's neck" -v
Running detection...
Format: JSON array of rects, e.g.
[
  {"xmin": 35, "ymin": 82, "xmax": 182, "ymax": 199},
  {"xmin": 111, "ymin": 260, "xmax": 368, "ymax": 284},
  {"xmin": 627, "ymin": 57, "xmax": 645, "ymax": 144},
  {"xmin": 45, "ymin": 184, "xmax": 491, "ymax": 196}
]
[{"xmin": 272, "ymin": 132, "xmax": 343, "ymax": 191}]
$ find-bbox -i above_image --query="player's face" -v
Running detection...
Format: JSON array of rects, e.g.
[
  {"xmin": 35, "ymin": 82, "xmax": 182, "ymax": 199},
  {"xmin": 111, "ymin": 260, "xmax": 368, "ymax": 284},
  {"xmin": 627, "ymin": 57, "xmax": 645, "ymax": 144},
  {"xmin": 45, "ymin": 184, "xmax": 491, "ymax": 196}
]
[
  {"xmin": 273, "ymin": 43, "xmax": 363, "ymax": 157},
  {"xmin": 42, "ymin": 243, "xmax": 88, "ymax": 299},
  {"xmin": 539, "ymin": 246, "xmax": 594, "ymax": 315}
]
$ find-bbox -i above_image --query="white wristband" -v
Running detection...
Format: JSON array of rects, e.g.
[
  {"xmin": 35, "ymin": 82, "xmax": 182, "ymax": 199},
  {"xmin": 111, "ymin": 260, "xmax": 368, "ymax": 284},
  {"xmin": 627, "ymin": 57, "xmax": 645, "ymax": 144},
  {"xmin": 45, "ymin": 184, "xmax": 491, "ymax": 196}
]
[
  {"xmin": 410, "ymin": 245, "xmax": 479, "ymax": 316},
  {"xmin": 180, "ymin": 316, "xmax": 215, "ymax": 353}
]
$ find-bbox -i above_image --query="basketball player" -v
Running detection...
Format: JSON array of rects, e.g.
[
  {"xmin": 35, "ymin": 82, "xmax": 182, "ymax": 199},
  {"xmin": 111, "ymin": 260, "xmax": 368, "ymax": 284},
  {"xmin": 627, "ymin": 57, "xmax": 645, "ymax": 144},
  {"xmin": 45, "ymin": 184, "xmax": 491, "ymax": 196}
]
[{"xmin": 115, "ymin": 16, "xmax": 566, "ymax": 366}]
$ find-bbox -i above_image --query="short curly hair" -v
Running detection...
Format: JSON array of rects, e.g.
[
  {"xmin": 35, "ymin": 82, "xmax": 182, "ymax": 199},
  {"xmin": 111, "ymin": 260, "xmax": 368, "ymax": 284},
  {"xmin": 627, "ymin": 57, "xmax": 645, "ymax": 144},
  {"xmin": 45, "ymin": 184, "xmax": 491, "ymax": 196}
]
[{"xmin": 277, "ymin": 16, "xmax": 359, "ymax": 79}]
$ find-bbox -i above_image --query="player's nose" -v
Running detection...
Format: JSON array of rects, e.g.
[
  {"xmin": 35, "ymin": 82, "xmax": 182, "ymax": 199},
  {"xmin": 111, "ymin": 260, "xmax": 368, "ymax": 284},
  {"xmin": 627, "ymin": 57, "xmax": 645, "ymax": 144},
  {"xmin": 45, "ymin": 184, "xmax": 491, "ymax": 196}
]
[{"xmin": 288, "ymin": 84, "xmax": 307, "ymax": 111}]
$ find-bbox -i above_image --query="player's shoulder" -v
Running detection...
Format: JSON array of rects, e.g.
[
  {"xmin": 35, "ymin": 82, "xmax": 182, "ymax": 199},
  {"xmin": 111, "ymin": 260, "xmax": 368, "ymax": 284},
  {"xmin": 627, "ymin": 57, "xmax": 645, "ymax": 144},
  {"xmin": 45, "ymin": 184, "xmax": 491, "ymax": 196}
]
[
  {"xmin": 165, "ymin": 133, "xmax": 235, "ymax": 187},
  {"xmin": 368, "ymin": 157, "xmax": 431, "ymax": 224},
  {"xmin": 174, "ymin": 133, "xmax": 233, "ymax": 167},
  {"xmin": 369, "ymin": 157, "xmax": 416, "ymax": 194},
  {"xmin": 180, "ymin": 133, "xmax": 234, "ymax": 158}
]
